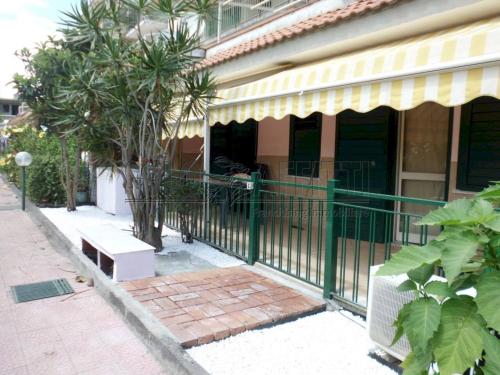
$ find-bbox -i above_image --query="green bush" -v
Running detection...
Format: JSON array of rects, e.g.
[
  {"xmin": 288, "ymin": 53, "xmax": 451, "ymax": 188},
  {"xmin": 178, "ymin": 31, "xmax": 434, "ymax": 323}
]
[
  {"xmin": 377, "ymin": 183, "xmax": 500, "ymax": 375},
  {"xmin": 0, "ymin": 125, "xmax": 72, "ymax": 206},
  {"xmin": 27, "ymin": 154, "xmax": 66, "ymax": 205}
]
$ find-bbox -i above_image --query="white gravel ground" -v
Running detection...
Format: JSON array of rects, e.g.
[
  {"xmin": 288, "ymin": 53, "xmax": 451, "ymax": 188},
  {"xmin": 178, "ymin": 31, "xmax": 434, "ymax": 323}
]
[
  {"xmin": 188, "ymin": 310, "xmax": 397, "ymax": 375},
  {"xmin": 40, "ymin": 205, "xmax": 243, "ymax": 268}
]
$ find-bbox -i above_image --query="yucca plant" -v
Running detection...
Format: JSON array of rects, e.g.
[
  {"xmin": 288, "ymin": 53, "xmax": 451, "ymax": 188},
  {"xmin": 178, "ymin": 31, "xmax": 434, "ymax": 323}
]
[
  {"xmin": 57, "ymin": 0, "xmax": 216, "ymax": 250},
  {"xmin": 377, "ymin": 183, "xmax": 500, "ymax": 375}
]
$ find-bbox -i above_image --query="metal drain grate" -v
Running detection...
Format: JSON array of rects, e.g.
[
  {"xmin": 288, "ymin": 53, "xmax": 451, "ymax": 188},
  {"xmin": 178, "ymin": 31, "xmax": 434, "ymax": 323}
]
[{"xmin": 11, "ymin": 278, "xmax": 74, "ymax": 303}]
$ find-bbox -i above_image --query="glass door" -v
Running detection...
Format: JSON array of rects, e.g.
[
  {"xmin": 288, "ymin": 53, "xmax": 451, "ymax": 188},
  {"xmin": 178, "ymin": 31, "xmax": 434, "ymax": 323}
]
[{"xmin": 397, "ymin": 103, "xmax": 450, "ymax": 243}]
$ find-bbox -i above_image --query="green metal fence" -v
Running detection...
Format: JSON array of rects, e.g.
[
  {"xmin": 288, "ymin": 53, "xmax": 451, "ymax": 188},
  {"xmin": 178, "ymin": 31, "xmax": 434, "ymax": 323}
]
[
  {"xmin": 324, "ymin": 184, "xmax": 446, "ymax": 308},
  {"xmin": 164, "ymin": 170, "xmax": 252, "ymax": 261},
  {"xmin": 164, "ymin": 170, "xmax": 446, "ymax": 311}
]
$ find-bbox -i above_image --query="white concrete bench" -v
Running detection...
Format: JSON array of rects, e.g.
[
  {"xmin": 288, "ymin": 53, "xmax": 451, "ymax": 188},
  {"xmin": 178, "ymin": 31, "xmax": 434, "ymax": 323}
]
[{"xmin": 78, "ymin": 224, "xmax": 155, "ymax": 282}]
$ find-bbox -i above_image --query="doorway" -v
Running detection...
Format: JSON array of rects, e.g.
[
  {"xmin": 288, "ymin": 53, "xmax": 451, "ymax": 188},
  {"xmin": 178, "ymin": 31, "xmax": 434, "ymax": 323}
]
[
  {"xmin": 335, "ymin": 106, "xmax": 398, "ymax": 241},
  {"xmin": 396, "ymin": 103, "xmax": 451, "ymax": 242}
]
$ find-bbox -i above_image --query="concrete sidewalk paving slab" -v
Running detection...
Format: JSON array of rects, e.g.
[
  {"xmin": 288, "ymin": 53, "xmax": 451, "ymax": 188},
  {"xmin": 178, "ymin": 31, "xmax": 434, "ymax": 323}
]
[{"xmin": 0, "ymin": 179, "xmax": 166, "ymax": 375}]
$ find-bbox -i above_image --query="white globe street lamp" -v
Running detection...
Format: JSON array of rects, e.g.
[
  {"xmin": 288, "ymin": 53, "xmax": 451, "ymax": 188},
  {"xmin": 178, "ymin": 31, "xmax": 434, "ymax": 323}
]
[{"xmin": 15, "ymin": 151, "xmax": 32, "ymax": 211}]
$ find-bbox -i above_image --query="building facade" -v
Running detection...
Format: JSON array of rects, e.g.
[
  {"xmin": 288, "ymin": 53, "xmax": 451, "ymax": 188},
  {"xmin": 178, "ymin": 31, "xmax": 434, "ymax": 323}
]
[{"xmin": 129, "ymin": 0, "xmax": 500, "ymax": 308}]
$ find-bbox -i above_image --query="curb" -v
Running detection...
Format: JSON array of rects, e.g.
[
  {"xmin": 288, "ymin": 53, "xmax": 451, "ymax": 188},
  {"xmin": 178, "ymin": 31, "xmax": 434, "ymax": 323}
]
[{"xmin": 1, "ymin": 174, "xmax": 208, "ymax": 375}]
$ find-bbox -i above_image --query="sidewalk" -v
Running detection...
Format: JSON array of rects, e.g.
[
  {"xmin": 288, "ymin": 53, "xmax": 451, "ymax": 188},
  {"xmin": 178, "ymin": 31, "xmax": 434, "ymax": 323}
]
[{"xmin": 0, "ymin": 178, "xmax": 165, "ymax": 375}]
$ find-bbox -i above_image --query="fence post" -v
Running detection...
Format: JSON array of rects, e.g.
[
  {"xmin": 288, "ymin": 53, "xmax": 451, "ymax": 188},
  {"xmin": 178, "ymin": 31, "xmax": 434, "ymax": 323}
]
[
  {"xmin": 247, "ymin": 172, "xmax": 261, "ymax": 265},
  {"xmin": 323, "ymin": 179, "xmax": 338, "ymax": 299}
]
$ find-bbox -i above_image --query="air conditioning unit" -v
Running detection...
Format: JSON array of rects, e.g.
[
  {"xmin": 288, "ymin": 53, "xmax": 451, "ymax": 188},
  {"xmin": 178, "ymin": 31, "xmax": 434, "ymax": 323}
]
[{"xmin": 367, "ymin": 265, "xmax": 413, "ymax": 360}]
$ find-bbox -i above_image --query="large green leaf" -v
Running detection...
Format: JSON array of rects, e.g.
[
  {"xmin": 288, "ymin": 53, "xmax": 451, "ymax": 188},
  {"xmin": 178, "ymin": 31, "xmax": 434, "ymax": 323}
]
[
  {"xmin": 419, "ymin": 199, "xmax": 473, "ymax": 226},
  {"xmin": 434, "ymin": 297, "xmax": 486, "ymax": 375},
  {"xmin": 402, "ymin": 350, "xmax": 432, "ymax": 375},
  {"xmin": 476, "ymin": 183, "xmax": 500, "ymax": 203},
  {"xmin": 377, "ymin": 243, "xmax": 442, "ymax": 277},
  {"xmin": 424, "ymin": 281, "xmax": 456, "ymax": 299},
  {"xmin": 397, "ymin": 279, "xmax": 417, "ymax": 292},
  {"xmin": 419, "ymin": 199, "xmax": 495, "ymax": 227},
  {"xmin": 403, "ymin": 298, "xmax": 441, "ymax": 355},
  {"xmin": 408, "ymin": 263, "xmax": 435, "ymax": 284},
  {"xmin": 392, "ymin": 302, "xmax": 412, "ymax": 346},
  {"xmin": 475, "ymin": 271, "xmax": 500, "ymax": 331},
  {"xmin": 484, "ymin": 215, "xmax": 500, "ymax": 232},
  {"xmin": 468, "ymin": 199, "xmax": 496, "ymax": 223},
  {"xmin": 482, "ymin": 330, "xmax": 500, "ymax": 375},
  {"xmin": 441, "ymin": 233, "xmax": 480, "ymax": 283}
]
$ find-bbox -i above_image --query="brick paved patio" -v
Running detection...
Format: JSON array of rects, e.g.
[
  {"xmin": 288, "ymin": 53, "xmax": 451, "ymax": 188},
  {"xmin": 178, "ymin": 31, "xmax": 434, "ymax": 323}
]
[{"xmin": 121, "ymin": 267, "xmax": 325, "ymax": 347}]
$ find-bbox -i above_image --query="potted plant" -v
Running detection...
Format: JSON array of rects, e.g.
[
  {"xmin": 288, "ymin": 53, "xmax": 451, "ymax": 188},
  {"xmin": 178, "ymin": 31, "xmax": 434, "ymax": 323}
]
[{"xmin": 76, "ymin": 166, "xmax": 89, "ymax": 204}]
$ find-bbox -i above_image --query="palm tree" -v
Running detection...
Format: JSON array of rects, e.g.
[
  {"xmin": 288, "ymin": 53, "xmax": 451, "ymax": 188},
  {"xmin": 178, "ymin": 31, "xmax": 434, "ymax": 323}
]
[{"xmin": 59, "ymin": 0, "xmax": 216, "ymax": 250}]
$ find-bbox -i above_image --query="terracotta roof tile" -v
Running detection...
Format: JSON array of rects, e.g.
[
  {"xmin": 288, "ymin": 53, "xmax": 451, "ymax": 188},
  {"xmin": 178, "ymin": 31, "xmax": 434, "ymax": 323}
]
[{"xmin": 200, "ymin": 0, "xmax": 402, "ymax": 68}]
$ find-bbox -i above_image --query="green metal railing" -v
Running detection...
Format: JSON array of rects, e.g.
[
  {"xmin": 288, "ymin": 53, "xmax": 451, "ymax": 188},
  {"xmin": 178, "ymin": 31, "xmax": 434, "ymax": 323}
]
[
  {"xmin": 257, "ymin": 178, "xmax": 328, "ymax": 288},
  {"xmin": 164, "ymin": 170, "xmax": 252, "ymax": 260},
  {"xmin": 324, "ymin": 186, "xmax": 446, "ymax": 308},
  {"xmin": 164, "ymin": 170, "xmax": 446, "ymax": 311}
]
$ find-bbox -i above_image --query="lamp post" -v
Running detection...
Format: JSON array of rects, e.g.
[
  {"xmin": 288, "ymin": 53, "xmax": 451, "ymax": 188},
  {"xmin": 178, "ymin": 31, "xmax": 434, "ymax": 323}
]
[{"xmin": 15, "ymin": 151, "xmax": 32, "ymax": 211}]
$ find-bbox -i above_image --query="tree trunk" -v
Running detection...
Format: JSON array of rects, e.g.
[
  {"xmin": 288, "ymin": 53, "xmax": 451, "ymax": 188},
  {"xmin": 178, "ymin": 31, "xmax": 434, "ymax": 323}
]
[{"xmin": 60, "ymin": 136, "xmax": 76, "ymax": 211}]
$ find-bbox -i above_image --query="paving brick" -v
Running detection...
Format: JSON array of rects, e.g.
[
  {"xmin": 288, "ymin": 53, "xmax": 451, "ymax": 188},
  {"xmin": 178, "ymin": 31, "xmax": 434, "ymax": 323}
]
[
  {"xmin": 176, "ymin": 297, "xmax": 208, "ymax": 308},
  {"xmin": 157, "ymin": 275, "xmax": 177, "ymax": 285},
  {"xmin": 238, "ymin": 294, "xmax": 263, "ymax": 308},
  {"xmin": 155, "ymin": 285, "xmax": 176, "ymax": 296},
  {"xmin": 229, "ymin": 288, "xmax": 257, "ymax": 297},
  {"xmin": 198, "ymin": 318, "xmax": 231, "ymax": 340},
  {"xmin": 229, "ymin": 311, "xmax": 261, "ymax": 330},
  {"xmin": 188, "ymin": 283, "xmax": 217, "ymax": 292},
  {"xmin": 135, "ymin": 292, "xmax": 164, "ymax": 302},
  {"xmin": 169, "ymin": 292, "xmax": 199, "ymax": 302},
  {"xmin": 182, "ymin": 305, "xmax": 211, "ymax": 320},
  {"xmin": 213, "ymin": 297, "xmax": 241, "ymax": 306},
  {"xmin": 167, "ymin": 324, "xmax": 198, "ymax": 348},
  {"xmin": 131, "ymin": 278, "xmax": 164, "ymax": 289},
  {"xmin": 243, "ymin": 307, "xmax": 274, "ymax": 325},
  {"xmin": 160, "ymin": 313, "xmax": 194, "ymax": 327},
  {"xmin": 252, "ymin": 292, "xmax": 275, "ymax": 304},
  {"xmin": 154, "ymin": 308, "xmax": 185, "ymax": 319},
  {"xmin": 249, "ymin": 282, "xmax": 269, "ymax": 291},
  {"xmin": 220, "ymin": 302, "xmax": 249, "ymax": 314},
  {"xmin": 257, "ymin": 304, "xmax": 285, "ymax": 322},
  {"xmin": 154, "ymin": 297, "xmax": 178, "ymax": 310},
  {"xmin": 169, "ymin": 283, "xmax": 190, "ymax": 294},
  {"xmin": 179, "ymin": 321, "xmax": 214, "ymax": 345},
  {"xmin": 130, "ymin": 288, "xmax": 156, "ymax": 296},
  {"xmin": 214, "ymin": 314, "xmax": 246, "ymax": 335},
  {"xmin": 198, "ymin": 303, "xmax": 225, "ymax": 317},
  {"xmin": 141, "ymin": 300, "xmax": 163, "ymax": 312}
]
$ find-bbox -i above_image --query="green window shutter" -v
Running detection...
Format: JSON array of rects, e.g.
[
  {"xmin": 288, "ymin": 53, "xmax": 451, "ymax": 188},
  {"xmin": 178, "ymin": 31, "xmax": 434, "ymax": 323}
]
[
  {"xmin": 458, "ymin": 97, "xmax": 500, "ymax": 192},
  {"xmin": 288, "ymin": 112, "xmax": 322, "ymax": 178}
]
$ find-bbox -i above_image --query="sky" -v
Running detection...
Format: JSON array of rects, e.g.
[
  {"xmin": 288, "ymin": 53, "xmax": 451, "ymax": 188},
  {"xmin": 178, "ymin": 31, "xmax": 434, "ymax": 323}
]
[{"xmin": 0, "ymin": 0, "xmax": 78, "ymax": 99}]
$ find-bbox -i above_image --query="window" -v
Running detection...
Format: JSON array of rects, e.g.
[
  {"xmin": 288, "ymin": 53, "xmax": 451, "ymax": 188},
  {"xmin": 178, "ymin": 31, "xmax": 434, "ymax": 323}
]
[
  {"xmin": 2, "ymin": 104, "xmax": 9, "ymax": 113},
  {"xmin": 288, "ymin": 112, "xmax": 322, "ymax": 178},
  {"xmin": 457, "ymin": 96, "xmax": 500, "ymax": 191},
  {"xmin": 11, "ymin": 105, "xmax": 19, "ymax": 115},
  {"xmin": 210, "ymin": 119, "xmax": 257, "ymax": 175}
]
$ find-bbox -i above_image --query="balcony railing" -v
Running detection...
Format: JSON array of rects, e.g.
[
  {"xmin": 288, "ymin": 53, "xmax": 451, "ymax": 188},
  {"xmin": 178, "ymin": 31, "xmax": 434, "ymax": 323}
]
[{"xmin": 203, "ymin": 0, "xmax": 310, "ymax": 43}]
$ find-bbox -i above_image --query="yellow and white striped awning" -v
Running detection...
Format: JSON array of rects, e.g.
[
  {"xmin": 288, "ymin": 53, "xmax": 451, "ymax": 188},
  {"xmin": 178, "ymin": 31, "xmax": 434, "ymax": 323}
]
[
  {"xmin": 208, "ymin": 16, "xmax": 500, "ymax": 126},
  {"xmin": 176, "ymin": 118, "xmax": 204, "ymax": 138}
]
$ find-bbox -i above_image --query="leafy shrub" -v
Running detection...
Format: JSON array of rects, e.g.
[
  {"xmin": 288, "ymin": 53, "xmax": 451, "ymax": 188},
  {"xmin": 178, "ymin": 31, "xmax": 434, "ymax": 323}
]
[
  {"xmin": 377, "ymin": 183, "xmax": 500, "ymax": 375},
  {"xmin": 27, "ymin": 154, "xmax": 66, "ymax": 205},
  {"xmin": 0, "ymin": 125, "xmax": 73, "ymax": 205},
  {"xmin": 163, "ymin": 175, "xmax": 204, "ymax": 243}
]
